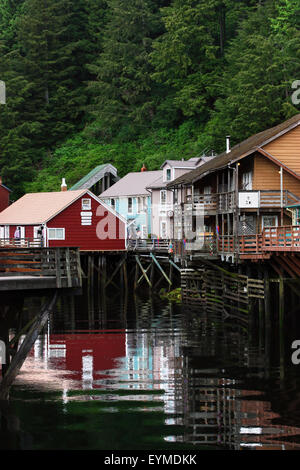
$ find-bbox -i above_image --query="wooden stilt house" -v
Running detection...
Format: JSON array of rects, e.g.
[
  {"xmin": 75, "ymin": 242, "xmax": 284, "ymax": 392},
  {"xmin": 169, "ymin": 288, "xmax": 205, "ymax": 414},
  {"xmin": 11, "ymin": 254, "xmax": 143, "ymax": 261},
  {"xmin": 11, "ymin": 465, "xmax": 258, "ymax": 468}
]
[{"xmin": 168, "ymin": 114, "xmax": 300, "ymax": 263}]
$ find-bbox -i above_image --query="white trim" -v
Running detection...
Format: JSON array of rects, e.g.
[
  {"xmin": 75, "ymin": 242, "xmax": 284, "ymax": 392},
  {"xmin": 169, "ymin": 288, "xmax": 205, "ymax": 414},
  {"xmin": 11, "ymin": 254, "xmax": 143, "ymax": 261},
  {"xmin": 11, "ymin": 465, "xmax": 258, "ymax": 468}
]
[
  {"xmin": 160, "ymin": 190, "xmax": 167, "ymax": 205},
  {"xmin": 47, "ymin": 227, "xmax": 65, "ymax": 240},
  {"xmin": 81, "ymin": 198, "xmax": 91, "ymax": 210},
  {"xmin": 160, "ymin": 220, "xmax": 167, "ymax": 238},
  {"xmin": 127, "ymin": 197, "xmax": 133, "ymax": 214},
  {"xmin": 82, "ymin": 190, "xmax": 128, "ymax": 225}
]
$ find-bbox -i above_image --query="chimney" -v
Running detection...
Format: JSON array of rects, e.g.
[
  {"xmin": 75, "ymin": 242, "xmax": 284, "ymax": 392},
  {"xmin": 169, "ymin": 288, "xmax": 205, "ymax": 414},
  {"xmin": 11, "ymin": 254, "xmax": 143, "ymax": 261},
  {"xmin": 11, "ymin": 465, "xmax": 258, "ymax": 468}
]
[
  {"xmin": 141, "ymin": 164, "xmax": 147, "ymax": 172},
  {"xmin": 61, "ymin": 178, "xmax": 67, "ymax": 191},
  {"xmin": 226, "ymin": 136, "xmax": 231, "ymax": 154}
]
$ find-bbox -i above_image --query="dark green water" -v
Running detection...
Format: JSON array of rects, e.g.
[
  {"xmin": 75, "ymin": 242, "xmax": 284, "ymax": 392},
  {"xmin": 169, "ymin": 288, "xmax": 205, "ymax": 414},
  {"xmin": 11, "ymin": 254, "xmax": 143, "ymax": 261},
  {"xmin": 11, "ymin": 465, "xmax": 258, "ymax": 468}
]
[{"xmin": 1, "ymin": 291, "xmax": 300, "ymax": 450}]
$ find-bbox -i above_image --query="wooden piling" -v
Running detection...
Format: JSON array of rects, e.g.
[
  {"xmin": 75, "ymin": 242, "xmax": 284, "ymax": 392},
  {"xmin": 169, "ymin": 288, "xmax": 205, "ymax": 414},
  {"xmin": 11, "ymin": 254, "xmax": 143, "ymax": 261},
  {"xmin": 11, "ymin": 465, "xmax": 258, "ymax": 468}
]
[{"xmin": 0, "ymin": 292, "xmax": 58, "ymax": 401}]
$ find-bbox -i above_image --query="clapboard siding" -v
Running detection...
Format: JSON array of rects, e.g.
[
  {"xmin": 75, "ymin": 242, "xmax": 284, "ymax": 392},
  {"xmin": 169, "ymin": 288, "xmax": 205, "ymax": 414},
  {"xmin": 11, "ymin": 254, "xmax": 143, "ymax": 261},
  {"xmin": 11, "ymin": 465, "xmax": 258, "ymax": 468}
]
[
  {"xmin": 47, "ymin": 193, "xmax": 126, "ymax": 250},
  {"xmin": 263, "ymin": 125, "xmax": 300, "ymax": 174},
  {"xmin": 253, "ymin": 154, "xmax": 300, "ymax": 198},
  {"xmin": 0, "ymin": 185, "xmax": 10, "ymax": 213}
]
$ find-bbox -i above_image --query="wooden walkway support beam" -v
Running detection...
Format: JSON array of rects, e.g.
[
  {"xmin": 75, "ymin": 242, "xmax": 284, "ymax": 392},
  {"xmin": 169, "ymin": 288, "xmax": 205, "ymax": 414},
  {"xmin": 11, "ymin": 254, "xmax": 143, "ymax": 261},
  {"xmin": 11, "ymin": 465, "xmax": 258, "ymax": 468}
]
[
  {"xmin": 135, "ymin": 255, "xmax": 152, "ymax": 288},
  {"xmin": 0, "ymin": 291, "xmax": 58, "ymax": 401},
  {"xmin": 150, "ymin": 253, "xmax": 172, "ymax": 287}
]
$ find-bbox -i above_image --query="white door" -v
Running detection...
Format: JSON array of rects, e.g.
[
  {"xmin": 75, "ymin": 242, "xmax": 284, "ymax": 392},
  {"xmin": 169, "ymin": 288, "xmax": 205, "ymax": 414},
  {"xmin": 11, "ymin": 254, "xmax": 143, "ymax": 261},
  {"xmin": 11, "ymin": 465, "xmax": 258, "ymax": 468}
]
[
  {"xmin": 141, "ymin": 225, "xmax": 147, "ymax": 239},
  {"xmin": 20, "ymin": 226, "xmax": 25, "ymax": 246},
  {"xmin": 160, "ymin": 221, "xmax": 167, "ymax": 239}
]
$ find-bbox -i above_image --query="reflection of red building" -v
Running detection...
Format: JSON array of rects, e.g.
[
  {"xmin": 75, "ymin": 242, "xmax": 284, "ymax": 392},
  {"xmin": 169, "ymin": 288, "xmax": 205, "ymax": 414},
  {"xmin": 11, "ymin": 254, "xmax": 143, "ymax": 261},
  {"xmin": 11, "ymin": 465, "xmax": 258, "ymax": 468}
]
[{"xmin": 30, "ymin": 332, "xmax": 126, "ymax": 387}]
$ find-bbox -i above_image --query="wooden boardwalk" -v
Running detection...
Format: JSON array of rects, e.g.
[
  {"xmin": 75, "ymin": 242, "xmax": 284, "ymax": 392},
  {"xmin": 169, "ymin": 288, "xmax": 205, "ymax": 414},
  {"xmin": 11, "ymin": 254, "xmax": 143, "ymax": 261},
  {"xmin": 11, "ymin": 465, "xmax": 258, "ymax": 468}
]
[{"xmin": 0, "ymin": 247, "xmax": 82, "ymax": 292}]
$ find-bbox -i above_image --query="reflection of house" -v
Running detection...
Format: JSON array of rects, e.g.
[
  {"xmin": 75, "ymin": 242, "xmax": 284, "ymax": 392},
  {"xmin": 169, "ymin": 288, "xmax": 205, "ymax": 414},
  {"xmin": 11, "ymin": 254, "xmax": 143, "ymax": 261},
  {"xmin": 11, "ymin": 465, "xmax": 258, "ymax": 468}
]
[
  {"xmin": 70, "ymin": 164, "xmax": 119, "ymax": 195},
  {"xmin": 100, "ymin": 169, "xmax": 161, "ymax": 238},
  {"xmin": 147, "ymin": 157, "xmax": 212, "ymax": 239},
  {"xmin": 0, "ymin": 176, "xmax": 11, "ymax": 213},
  {"xmin": 167, "ymin": 114, "xmax": 300, "ymax": 262},
  {"xmin": 31, "ymin": 332, "xmax": 126, "ymax": 389}
]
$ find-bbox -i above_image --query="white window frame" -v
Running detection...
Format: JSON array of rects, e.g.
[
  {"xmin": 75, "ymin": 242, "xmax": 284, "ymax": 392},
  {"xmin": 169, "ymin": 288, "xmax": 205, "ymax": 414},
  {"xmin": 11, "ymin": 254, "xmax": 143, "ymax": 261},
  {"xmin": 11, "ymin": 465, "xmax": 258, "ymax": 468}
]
[
  {"xmin": 166, "ymin": 168, "xmax": 172, "ymax": 182},
  {"xmin": 48, "ymin": 228, "xmax": 65, "ymax": 240},
  {"xmin": 82, "ymin": 198, "xmax": 91, "ymax": 211},
  {"xmin": 128, "ymin": 197, "xmax": 133, "ymax": 214},
  {"xmin": 160, "ymin": 190, "xmax": 167, "ymax": 205},
  {"xmin": 137, "ymin": 196, "xmax": 142, "ymax": 214}
]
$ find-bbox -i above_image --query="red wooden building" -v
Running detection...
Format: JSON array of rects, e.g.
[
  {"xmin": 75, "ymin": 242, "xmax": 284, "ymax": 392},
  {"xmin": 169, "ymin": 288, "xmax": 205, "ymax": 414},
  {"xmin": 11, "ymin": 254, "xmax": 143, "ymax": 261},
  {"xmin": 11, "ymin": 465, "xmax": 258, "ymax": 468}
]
[
  {"xmin": 0, "ymin": 177, "xmax": 11, "ymax": 213},
  {"xmin": 0, "ymin": 188, "xmax": 127, "ymax": 250}
]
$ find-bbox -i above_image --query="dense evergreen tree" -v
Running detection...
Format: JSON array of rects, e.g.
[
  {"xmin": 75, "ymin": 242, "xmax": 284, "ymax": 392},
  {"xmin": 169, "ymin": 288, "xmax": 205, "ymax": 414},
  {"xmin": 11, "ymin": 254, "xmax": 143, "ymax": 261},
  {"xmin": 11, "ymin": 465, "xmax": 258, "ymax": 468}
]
[
  {"xmin": 87, "ymin": 0, "xmax": 162, "ymax": 140},
  {"xmin": 1, "ymin": 0, "xmax": 300, "ymax": 195}
]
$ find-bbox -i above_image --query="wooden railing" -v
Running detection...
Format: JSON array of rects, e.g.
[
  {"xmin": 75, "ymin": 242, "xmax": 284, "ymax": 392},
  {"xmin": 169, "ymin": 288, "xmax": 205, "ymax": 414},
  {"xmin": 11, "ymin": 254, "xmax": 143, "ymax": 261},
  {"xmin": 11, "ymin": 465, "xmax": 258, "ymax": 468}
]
[
  {"xmin": 263, "ymin": 226, "xmax": 300, "ymax": 251},
  {"xmin": 184, "ymin": 189, "xmax": 300, "ymax": 213},
  {"xmin": 218, "ymin": 226, "xmax": 300, "ymax": 255},
  {"xmin": 0, "ymin": 237, "xmax": 43, "ymax": 248},
  {"xmin": 0, "ymin": 247, "xmax": 82, "ymax": 288},
  {"xmin": 185, "ymin": 192, "xmax": 235, "ymax": 212},
  {"xmin": 127, "ymin": 239, "xmax": 171, "ymax": 252},
  {"xmin": 253, "ymin": 190, "xmax": 299, "ymax": 207}
]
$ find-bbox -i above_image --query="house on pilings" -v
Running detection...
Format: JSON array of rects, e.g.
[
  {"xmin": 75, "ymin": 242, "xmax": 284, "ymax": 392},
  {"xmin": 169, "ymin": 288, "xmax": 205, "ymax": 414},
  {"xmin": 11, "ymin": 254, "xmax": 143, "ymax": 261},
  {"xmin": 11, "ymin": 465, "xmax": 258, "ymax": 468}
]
[{"xmin": 167, "ymin": 113, "xmax": 300, "ymax": 272}]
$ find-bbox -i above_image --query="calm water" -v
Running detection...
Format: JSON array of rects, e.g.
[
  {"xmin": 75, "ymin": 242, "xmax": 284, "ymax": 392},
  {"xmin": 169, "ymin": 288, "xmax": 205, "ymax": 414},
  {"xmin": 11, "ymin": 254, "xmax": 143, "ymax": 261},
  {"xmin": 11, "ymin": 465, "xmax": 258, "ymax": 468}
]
[{"xmin": 1, "ymin": 290, "xmax": 300, "ymax": 450}]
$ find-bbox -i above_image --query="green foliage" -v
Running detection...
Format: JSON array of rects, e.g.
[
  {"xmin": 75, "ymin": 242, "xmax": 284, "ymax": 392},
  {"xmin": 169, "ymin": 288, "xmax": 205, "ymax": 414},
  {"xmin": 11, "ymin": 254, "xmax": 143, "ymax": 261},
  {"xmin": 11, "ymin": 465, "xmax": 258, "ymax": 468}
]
[{"xmin": 1, "ymin": 0, "xmax": 300, "ymax": 198}]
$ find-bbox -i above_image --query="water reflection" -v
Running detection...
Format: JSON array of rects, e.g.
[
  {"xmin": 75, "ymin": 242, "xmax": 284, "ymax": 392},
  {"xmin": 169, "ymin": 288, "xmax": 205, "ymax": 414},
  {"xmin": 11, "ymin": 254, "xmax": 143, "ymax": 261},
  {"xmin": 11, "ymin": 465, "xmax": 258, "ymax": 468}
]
[{"xmin": 2, "ymin": 292, "xmax": 300, "ymax": 450}]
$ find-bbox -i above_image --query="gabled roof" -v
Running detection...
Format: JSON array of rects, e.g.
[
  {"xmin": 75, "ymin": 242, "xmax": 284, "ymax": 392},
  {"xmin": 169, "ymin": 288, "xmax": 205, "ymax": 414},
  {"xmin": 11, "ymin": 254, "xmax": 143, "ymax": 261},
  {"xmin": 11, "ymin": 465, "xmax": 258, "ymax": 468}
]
[
  {"xmin": 99, "ymin": 171, "xmax": 162, "ymax": 198},
  {"xmin": 161, "ymin": 158, "xmax": 202, "ymax": 169},
  {"xmin": 0, "ymin": 190, "xmax": 87, "ymax": 225},
  {"xmin": 70, "ymin": 164, "xmax": 118, "ymax": 190},
  {"xmin": 0, "ymin": 183, "xmax": 12, "ymax": 192},
  {"xmin": 167, "ymin": 113, "xmax": 300, "ymax": 187}
]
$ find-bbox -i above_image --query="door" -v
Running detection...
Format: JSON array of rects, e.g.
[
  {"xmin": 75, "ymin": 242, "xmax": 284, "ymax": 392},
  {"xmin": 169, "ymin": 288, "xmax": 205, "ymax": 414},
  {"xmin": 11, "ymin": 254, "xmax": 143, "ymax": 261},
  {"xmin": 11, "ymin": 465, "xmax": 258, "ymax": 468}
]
[
  {"xmin": 242, "ymin": 171, "xmax": 253, "ymax": 190},
  {"xmin": 160, "ymin": 221, "xmax": 167, "ymax": 239},
  {"xmin": 20, "ymin": 226, "xmax": 25, "ymax": 246}
]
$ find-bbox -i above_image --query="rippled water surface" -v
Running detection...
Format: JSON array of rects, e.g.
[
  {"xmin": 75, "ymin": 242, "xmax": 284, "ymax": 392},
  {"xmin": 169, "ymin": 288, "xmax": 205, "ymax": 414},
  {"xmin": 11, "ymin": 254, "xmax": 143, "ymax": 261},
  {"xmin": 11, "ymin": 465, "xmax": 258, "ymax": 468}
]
[{"xmin": 2, "ymin": 291, "xmax": 300, "ymax": 450}]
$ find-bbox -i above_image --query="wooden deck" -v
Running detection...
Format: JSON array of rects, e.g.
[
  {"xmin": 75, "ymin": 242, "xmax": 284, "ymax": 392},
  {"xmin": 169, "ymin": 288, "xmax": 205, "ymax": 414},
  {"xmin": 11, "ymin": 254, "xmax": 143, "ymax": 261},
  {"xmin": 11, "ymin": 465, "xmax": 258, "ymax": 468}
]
[
  {"xmin": 218, "ymin": 226, "xmax": 300, "ymax": 257},
  {"xmin": 0, "ymin": 247, "xmax": 82, "ymax": 291}
]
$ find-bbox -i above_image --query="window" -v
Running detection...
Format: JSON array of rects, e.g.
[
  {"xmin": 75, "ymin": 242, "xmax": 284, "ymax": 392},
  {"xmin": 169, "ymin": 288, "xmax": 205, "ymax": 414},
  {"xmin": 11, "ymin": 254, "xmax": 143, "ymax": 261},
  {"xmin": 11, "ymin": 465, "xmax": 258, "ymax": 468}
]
[
  {"xmin": 242, "ymin": 172, "xmax": 253, "ymax": 190},
  {"xmin": 262, "ymin": 215, "xmax": 278, "ymax": 229},
  {"xmin": 204, "ymin": 186, "xmax": 212, "ymax": 194},
  {"xmin": 82, "ymin": 198, "xmax": 91, "ymax": 210},
  {"xmin": 160, "ymin": 190, "xmax": 167, "ymax": 205},
  {"xmin": 174, "ymin": 189, "xmax": 178, "ymax": 204},
  {"xmin": 128, "ymin": 197, "xmax": 133, "ymax": 214},
  {"xmin": 111, "ymin": 198, "xmax": 115, "ymax": 210},
  {"xmin": 48, "ymin": 228, "xmax": 65, "ymax": 240},
  {"xmin": 166, "ymin": 168, "xmax": 172, "ymax": 181},
  {"xmin": 137, "ymin": 197, "xmax": 142, "ymax": 213}
]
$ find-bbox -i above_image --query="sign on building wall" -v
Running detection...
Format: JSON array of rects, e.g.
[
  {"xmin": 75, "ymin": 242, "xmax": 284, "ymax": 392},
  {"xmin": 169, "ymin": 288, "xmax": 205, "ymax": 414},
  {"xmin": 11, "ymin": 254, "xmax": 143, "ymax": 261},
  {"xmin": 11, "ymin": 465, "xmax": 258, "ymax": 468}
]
[
  {"xmin": 0, "ymin": 81, "xmax": 6, "ymax": 104},
  {"xmin": 238, "ymin": 191, "xmax": 259, "ymax": 209}
]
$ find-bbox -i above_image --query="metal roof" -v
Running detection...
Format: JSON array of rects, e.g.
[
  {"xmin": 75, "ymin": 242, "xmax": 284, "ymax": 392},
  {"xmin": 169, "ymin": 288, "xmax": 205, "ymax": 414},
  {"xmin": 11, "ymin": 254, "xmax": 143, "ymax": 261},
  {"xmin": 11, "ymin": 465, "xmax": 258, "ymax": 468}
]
[
  {"xmin": 70, "ymin": 164, "xmax": 118, "ymax": 190},
  {"xmin": 99, "ymin": 171, "xmax": 162, "ymax": 198}
]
